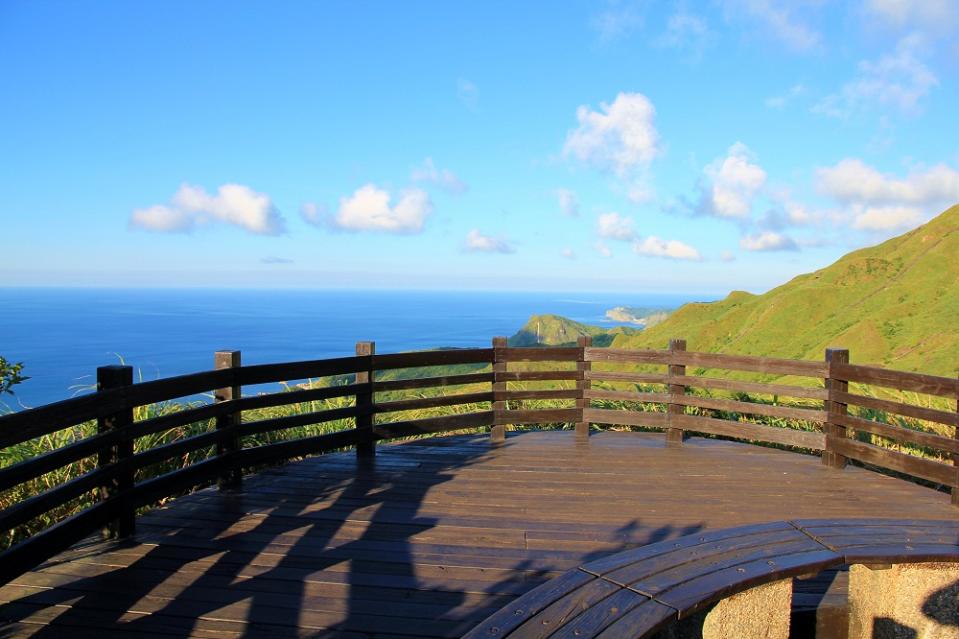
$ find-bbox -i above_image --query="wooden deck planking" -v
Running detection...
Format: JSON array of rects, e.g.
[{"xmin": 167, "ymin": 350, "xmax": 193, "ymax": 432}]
[{"xmin": 0, "ymin": 430, "xmax": 956, "ymax": 638}]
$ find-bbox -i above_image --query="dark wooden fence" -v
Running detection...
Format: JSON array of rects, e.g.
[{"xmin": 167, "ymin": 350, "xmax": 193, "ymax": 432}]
[{"xmin": 0, "ymin": 338, "xmax": 956, "ymax": 586}]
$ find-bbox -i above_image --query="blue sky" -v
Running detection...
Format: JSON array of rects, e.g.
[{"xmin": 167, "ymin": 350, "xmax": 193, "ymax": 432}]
[{"xmin": 2, "ymin": 1, "xmax": 958, "ymax": 294}]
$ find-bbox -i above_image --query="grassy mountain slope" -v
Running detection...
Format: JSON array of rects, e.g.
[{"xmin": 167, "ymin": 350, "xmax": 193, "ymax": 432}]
[
  {"xmin": 612, "ymin": 204, "xmax": 959, "ymax": 376},
  {"xmin": 509, "ymin": 314, "xmax": 639, "ymax": 347}
]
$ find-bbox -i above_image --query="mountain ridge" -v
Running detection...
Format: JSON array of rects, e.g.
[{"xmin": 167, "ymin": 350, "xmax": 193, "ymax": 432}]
[
  {"xmin": 508, "ymin": 314, "xmax": 640, "ymax": 347},
  {"xmin": 610, "ymin": 204, "xmax": 959, "ymax": 376}
]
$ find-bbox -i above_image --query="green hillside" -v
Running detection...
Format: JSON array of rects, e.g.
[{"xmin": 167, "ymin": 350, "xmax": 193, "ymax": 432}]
[
  {"xmin": 509, "ymin": 314, "xmax": 639, "ymax": 347},
  {"xmin": 612, "ymin": 204, "xmax": 959, "ymax": 376}
]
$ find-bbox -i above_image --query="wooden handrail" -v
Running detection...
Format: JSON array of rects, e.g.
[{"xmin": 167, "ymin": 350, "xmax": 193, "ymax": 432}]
[{"xmin": 0, "ymin": 338, "xmax": 956, "ymax": 590}]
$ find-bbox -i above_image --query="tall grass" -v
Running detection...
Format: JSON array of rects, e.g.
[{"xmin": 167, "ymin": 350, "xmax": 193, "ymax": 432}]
[{"xmin": 0, "ymin": 382, "xmax": 360, "ymax": 549}]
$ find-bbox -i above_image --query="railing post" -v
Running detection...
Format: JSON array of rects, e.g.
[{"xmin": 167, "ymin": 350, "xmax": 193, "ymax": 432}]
[
  {"xmin": 214, "ymin": 350, "xmax": 242, "ymax": 490},
  {"xmin": 491, "ymin": 336, "xmax": 507, "ymax": 444},
  {"xmin": 355, "ymin": 341, "xmax": 376, "ymax": 458},
  {"xmin": 953, "ymin": 375, "xmax": 958, "ymax": 506},
  {"xmin": 666, "ymin": 339, "xmax": 687, "ymax": 447},
  {"xmin": 97, "ymin": 365, "xmax": 134, "ymax": 539},
  {"xmin": 575, "ymin": 336, "xmax": 591, "ymax": 441},
  {"xmin": 823, "ymin": 348, "xmax": 850, "ymax": 469}
]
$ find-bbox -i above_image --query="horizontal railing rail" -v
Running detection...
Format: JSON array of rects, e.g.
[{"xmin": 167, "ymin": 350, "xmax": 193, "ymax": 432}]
[{"xmin": 0, "ymin": 337, "xmax": 956, "ymax": 589}]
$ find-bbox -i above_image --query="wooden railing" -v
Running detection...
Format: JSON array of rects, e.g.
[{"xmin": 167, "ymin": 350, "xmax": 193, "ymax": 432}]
[{"xmin": 0, "ymin": 338, "xmax": 956, "ymax": 586}]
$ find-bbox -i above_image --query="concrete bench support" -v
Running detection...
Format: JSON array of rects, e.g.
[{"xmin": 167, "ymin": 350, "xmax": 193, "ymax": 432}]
[
  {"xmin": 701, "ymin": 578, "xmax": 793, "ymax": 639},
  {"xmin": 848, "ymin": 562, "xmax": 959, "ymax": 639}
]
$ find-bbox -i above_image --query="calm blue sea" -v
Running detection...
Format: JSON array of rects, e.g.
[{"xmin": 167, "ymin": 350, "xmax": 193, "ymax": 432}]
[{"xmin": 0, "ymin": 288, "xmax": 710, "ymax": 408}]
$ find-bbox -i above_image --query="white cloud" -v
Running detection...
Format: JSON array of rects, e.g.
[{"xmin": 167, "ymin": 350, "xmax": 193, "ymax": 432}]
[
  {"xmin": 699, "ymin": 142, "xmax": 767, "ymax": 219},
  {"xmin": 557, "ymin": 188, "xmax": 579, "ymax": 217},
  {"xmin": 814, "ymin": 35, "xmax": 938, "ymax": 118},
  {"xmin": 261, "ymin": 256, "xmax": 294, "ymax": 265},
  {"xmin": 852, "ymin": 206, "xmax": 924, "ymax": 230},
  {"xmin": 130, "ymin": 183, "xmax": 284, "ymax": 235},
  {"xmin": 597, "ymin": 212, "xmax": 636, "ymax": 241},
  {"xmin": 863, "ymin": 0, "xmax": 958, "ymax": 36},
  {"xmin": 780, "ymin": 199, "xmax": 819, "ymax": 225},
  {"xmin": 633, "ymin": 236, "xmax": 703, "ymax": 261},
  {"xmin": 759, "ymin": 188, "xmax": 827, "ymax": 229},
  {"xmin": 720, "ymin": 251, "xmax": 736, "ymax": 262},
  {"xmin": 563, "ymin": 92, "xmax": 659, "ymax": 177},
  {"xmin": 457, "ymin": 78, "xmax": 479, "ymax": 110},
  {"xmin": 594, "ymin": 242, "xmax": 613, "ymax": 258},
  {"xmin": 765, "ymin": 84, "xmax": 806, "ymax": 109},
  {"xmin": 561, "ymin": 247, "xmax": 576, "ymax": 260},
  {"xmin": 411, "ymin": 158, "xmax": 467, "ymax": 195},
  {"xmin": 720, "ymin": 0, "xmax": 821, "ymax": 51},
  {"xmin": 816, "ymin": 159, "xmax": 959, "ymax": 206},
  {"xmin": 465, "ymin": 229, "xmax": 515, "ymax": 254},
  {"xmin": 655, "ymin": 11, "xmax": 712, "ymax": 59},
  {"xmin": 130, "ymin": 205, "xmax": 194, "ymax": 233},
  {"xmin": 740, "ymin": 231, "xmax": 799, "ymax": 252},
  {"xmin": 333, "ymin": 184, "xmax": 433, "ymax": 233},
  {"xmin": 625, "ymin": 183, "xmax": 653, "ymax": 204},
  {"xmin": 592, "ymin": 1, "xmax": 645, "ymax": 42}
]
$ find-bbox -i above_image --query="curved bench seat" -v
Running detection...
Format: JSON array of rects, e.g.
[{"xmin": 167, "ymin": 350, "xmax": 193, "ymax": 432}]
[{"xmin": 463, "ymin": 518, "xmax": 959, "ymax": 639}]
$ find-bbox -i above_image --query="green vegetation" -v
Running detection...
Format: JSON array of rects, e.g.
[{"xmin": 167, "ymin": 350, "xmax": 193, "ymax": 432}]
[
  {"xmin": 611, "ymin": 204, "xmax": 959, "ymax": 377},
  {"xmin": 0, "ymin": 358, "xmax": 28, "ymax": 396},
  {"xmin": 508, "ymin": 314, "xmax": 640, "ymax": 346}
]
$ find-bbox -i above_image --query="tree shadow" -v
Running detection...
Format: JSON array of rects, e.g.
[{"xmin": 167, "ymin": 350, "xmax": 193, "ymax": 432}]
[
  {"xmin": 0, "ymin": 431, "xmax": 718, "ymax": 638},
  {"xmin": 857, "ymin": 580, "xmax": 959, "ymax": 639},
  {"xmin": 872, "ymin": 617, "xmax": 918, "ymax": 639},
  {"xmin": 0, "ymin": 436, "xmax": 494, "ymax": 637},
  {"xmin": 922, "ymin": 578, "xmax": 959, "ymax": 628}
]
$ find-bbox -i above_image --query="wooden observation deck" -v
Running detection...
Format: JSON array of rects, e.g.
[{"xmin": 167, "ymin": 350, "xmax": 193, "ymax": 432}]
[{"xmin": 0, "ymin": 339, "xmax": 956, "ymax": 637}]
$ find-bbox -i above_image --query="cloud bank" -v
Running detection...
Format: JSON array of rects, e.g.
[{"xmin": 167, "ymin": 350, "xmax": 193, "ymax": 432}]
[
  {"xmin": 331, "ymin": 184, "xmax": 433, "ymax": 233},
  {"xmin": 465, "ymin": 229, "xmax": 515, "ymax": 254},
  {"xmin": 816, "ymin": 158, "xmax": 959, "ymax": 230},
  {"xmin": 699, "ymin": 143, "xmax": 767, "ymax": 219},
  {"xmin": 634, "ymin": 236, "xmax": 702, "ymax": 260},
  {"xmin": 130, "ymin": 183, "xmax": 285, "ymax": 235},
  {"xmin": 596, "ymin": 212, "xmax": 636, "ymax": 241},
  {"xmin": 564, "ymin": 92, "xmax": 659, "ymax": 174}
]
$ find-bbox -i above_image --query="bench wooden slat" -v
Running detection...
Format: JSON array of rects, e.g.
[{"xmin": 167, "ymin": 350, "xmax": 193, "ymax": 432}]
[
  {"xmin": 833, "ymin": 543, "xmax": 959, "ymax": 564},
  {"xmin": 655, "ymin": 548, "xmax": 841, "ymax": 617},
  {"xmin": 461, "ymin": 570, "xmax": 595, "ymax": 639},
  {"xmin": 547, "ymin": 587, "xmax": 649, "ymax": 639},
  {"xmin": 618, "ymin": 536, "xmax": 823, "ymax": 595},
  {"xmin": 792, "ymin": 518, "xmax": 959, "ymax": 529},
  {"xmin": 473, "ymin": 517, "xmax": 959, "ymax": 638},
  {"xmin": 800, "ymin": 527, "xmax": 959, "ymax": 543},
  {"xmin": 592, "ymin": 600, "xmax": 676, "ymax": 639},
  {"xmin": 601, "ymin": 529, "xmax": 808, "ymax": 588},
  {"xmin": 507, "ymin": 578, "xmax": 620, "ymax": 639},
  {"xmin": 580, "ymin": 522, "xmax": 794, "ymax": 577}
]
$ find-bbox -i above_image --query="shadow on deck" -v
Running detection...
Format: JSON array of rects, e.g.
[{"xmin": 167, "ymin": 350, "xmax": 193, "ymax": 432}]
[{"xmin": 0, "ymin": 430, "xmax": 955, "ymax": 638}]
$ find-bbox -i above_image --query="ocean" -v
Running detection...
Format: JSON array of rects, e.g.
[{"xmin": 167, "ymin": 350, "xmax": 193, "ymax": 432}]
[{"xmin": 0, "ymin": 288, "xmax": 710, "ymax": 408}]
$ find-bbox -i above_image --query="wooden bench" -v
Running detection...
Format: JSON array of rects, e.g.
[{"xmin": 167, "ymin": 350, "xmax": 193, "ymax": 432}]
[{"xmin": 463, "ymin": 518, "xmax": 959, "ymax": 639}]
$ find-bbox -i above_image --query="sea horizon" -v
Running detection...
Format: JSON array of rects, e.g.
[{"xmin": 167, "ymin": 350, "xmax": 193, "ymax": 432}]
[{"xmin": 1, "ymin": 287, "xmax": 715, "ymax": 408}]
